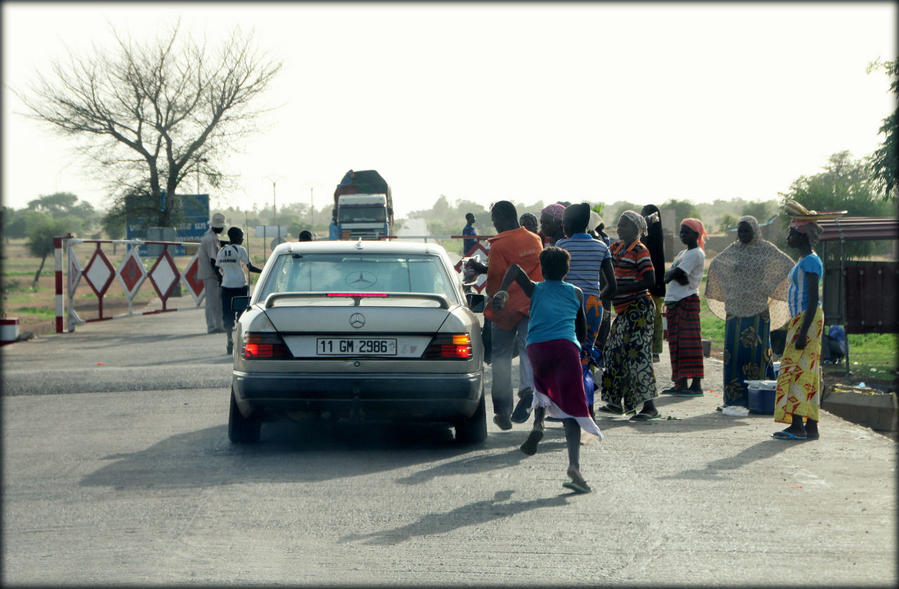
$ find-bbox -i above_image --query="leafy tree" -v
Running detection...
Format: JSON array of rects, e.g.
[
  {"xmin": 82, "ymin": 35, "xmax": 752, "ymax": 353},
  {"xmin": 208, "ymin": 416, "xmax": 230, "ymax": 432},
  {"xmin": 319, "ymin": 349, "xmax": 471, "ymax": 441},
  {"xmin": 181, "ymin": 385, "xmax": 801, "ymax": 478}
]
[
  {"xmin": 19, "ymin": 21, "xmax": 282, "ymax": 227},
  {"xmin": 718, "ymin": 213, "xmax": 738, "ymax": 232},
  {"xmin": 777, "ymin": 151, "xmax": 896, "ymax": 259},
  {"xmin": 741, "ymin": 200, "xmax": 777, "ymax": 224},
  {"xmin": 868, "ymin": 59, "xmax": 898, "ymax": 201},
  {"xmin": 101, "ymin": 212, "xmax": 125, "ymax": 241},
  {"xmin": 288, "ymin": 221, "xmax": 303, "ymax": 239},
  {"xmin": 6, "ymin": 210, "xmax": 23, "ymax": 241},
  {"xmin": 604, "ymin": 200, "xmax": 641, "ymax": 224},
  {"xmin": 661, "ymin": 198, "xmax": 701, "ymax": 223},
  {"xmin": 25, "ymin": 217, "xmax": 69, "ymax": 288},
  {"xmin": 27, "ymin": 192, "xmax": 78, "ymax": 215},
  {"xmin": 26, "ymin": 192, "xmax": 99, "ymax": 234}
]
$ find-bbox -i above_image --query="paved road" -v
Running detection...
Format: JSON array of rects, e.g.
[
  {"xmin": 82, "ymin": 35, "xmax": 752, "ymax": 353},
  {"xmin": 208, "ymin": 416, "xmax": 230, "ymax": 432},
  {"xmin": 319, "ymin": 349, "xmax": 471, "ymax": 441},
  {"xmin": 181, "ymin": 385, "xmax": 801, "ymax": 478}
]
[{"xmin": 2, "ymin": 304, "xmax": 896, "ymax": 586}]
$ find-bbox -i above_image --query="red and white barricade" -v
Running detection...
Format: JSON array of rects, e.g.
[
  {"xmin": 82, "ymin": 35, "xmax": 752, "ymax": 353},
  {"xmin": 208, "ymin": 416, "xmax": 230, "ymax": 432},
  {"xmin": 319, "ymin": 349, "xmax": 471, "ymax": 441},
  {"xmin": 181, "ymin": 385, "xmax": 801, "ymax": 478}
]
[
  {"xmin": 54, "ymin": 237, "xmax": 205, "ymax": 333},
  {"xmin": 1, "ymin": 317, "xmax": 19, "ymax": 345}
]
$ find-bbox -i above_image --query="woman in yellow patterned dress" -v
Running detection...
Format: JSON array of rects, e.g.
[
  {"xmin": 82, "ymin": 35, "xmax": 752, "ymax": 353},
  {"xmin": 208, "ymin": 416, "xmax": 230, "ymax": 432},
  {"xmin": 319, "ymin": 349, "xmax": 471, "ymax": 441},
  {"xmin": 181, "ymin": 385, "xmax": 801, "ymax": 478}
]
[{"xmin": 772, "ymin": 218, "xmax": 824, "ymax": 440}]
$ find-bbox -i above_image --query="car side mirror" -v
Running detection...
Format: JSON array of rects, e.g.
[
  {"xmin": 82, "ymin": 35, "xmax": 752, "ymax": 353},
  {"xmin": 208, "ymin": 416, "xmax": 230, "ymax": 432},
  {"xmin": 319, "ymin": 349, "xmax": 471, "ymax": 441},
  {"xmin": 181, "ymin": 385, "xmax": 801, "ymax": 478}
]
[
  {"xmin": 231, "ymin": 296, "xmax": 250, "ymax": 313},
  {"xmin": 466, "ymin": 293, "xmax": 485, "ymax": 313}
]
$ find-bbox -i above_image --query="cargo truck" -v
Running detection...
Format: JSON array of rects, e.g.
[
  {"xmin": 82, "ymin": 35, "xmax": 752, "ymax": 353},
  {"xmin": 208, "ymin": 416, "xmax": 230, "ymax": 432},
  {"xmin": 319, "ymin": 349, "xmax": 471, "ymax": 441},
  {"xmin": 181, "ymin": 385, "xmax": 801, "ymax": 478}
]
[{"xmin": 332, "ymin": 169, "xmax": 393, "ymax": 239}]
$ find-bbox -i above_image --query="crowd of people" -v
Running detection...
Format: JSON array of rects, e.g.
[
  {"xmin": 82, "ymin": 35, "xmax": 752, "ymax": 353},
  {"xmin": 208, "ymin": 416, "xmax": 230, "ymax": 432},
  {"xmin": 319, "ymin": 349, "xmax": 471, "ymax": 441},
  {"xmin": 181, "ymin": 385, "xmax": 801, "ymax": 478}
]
[
  {"xmin": 202, "ymin": 199, "xmax": 826, "ymax": 492},
  {"xmin": 465, "ymin": 198, "xmax": 826, "ymax": 493}
]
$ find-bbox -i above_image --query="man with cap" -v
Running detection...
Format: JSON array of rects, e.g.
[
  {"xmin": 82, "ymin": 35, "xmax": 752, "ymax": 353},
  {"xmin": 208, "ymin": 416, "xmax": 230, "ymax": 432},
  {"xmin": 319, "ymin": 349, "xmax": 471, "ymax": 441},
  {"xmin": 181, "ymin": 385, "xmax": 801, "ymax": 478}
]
[{"xmin": 198, "ymin": 212, "xmax": 226, "ymax": 333}]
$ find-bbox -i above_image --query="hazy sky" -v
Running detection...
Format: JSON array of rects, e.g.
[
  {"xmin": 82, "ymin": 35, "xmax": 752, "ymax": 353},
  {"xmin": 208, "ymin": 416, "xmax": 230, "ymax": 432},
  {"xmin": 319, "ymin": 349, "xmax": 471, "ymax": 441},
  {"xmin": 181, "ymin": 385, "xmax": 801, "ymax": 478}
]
[{"xmin": 2, "ymin": 2, "xmax": 896, "ymax": 220}]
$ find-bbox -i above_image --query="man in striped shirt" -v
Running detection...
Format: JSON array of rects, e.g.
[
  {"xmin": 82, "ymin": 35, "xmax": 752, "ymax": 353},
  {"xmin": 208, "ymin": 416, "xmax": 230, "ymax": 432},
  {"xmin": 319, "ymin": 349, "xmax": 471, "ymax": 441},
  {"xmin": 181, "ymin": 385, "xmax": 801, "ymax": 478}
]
[
  {"xmin": 557, "ymin": 203, "xmax": 618, "ymax": 417},
  {"xmin": 556, "ymin": 204, "xmax": 617, "ymax": 358}
]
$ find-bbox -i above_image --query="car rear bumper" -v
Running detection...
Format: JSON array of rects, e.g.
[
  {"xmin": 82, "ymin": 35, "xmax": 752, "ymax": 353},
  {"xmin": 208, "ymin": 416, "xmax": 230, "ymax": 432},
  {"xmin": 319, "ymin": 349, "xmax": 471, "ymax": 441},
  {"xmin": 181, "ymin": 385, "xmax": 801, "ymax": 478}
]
[{"xmin": 232, "ymin": 370, "xmax": 483, "ymax": 421}]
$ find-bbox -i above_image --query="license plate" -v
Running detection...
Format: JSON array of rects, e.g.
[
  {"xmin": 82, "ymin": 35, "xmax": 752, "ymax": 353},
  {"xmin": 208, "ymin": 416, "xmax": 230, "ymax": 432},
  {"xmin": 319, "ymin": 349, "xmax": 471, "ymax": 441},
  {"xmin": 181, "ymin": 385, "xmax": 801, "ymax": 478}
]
[{"xmin": 316, "ymin": 338, "xmax": 397, "ymax": 356}]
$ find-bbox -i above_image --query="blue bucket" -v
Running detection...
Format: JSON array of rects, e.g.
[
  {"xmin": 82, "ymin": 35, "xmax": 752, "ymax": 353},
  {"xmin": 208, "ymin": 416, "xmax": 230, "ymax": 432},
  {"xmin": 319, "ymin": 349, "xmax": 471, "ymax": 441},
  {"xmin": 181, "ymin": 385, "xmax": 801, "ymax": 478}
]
[{"xmin": 746, "ymin": 380, "xmax": 777, "ymax": 415}]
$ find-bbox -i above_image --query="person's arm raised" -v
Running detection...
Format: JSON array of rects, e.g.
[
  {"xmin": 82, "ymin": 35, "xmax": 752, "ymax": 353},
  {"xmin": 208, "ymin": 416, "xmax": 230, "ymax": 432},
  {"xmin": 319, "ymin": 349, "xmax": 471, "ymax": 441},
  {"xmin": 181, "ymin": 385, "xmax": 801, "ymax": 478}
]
[{"xmin": 492, "ymin": 264, "xmax": 536, "ymax": 310}]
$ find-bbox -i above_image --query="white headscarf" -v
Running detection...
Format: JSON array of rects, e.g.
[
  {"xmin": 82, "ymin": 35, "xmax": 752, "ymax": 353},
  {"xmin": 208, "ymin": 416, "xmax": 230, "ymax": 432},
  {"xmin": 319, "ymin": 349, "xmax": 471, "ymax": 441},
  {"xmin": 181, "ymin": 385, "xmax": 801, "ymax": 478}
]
[
  {"xmin": 619, "ymin": 210, "xmax": 647, "ymax": 239},
  {"xmin": 705, "ymin": 216, "xmax": 795, "ymax": 328}
]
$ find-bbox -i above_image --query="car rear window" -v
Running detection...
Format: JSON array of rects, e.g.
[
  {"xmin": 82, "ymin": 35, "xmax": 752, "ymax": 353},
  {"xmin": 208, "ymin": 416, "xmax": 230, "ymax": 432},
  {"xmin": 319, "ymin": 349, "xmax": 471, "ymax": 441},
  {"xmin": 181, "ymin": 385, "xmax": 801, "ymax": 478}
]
[{"xmin": 258, "ymin": 253, "xmax": 458, "ymax": 302}]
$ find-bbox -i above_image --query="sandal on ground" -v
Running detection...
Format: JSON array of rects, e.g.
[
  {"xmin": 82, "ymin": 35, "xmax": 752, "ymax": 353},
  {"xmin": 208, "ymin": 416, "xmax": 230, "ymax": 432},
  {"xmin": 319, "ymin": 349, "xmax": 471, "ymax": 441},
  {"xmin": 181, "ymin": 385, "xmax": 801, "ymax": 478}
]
[
  {"xmin": 661, "ymin": 385, "xmax": 686, "ymax": 395},
  {"xmin": 629, "ymin": 411, "xmax": 661, "ymax": 421},
  {"xmin": 673, "ymin": 389, "xmax": 704, "ymax": 397},
  {"xmin": 596, "ymin": 404, "xmax": 623, "ymax": 414},
  {"xmin": 804, "ymin": 432, "xmax": 820, "ymax": 440},
  {"xmin": 562, "ymin": 480, "xmax": 591, "ymax": 494},
  {"xmin": 519, "ymin": 429, "xmax": 544, "ymax": 455},
  {"xmin": 772, "ymin": 428, "xmax": 806, "ymax": 440}
]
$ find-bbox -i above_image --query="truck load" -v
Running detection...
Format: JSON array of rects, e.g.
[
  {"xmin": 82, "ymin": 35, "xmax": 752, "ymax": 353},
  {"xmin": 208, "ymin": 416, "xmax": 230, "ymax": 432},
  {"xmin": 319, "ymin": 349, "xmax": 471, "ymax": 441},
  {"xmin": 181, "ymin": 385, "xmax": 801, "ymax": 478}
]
[{"xmin": 331, "ymin": 169, "xmax": 394, "ymax": 240}]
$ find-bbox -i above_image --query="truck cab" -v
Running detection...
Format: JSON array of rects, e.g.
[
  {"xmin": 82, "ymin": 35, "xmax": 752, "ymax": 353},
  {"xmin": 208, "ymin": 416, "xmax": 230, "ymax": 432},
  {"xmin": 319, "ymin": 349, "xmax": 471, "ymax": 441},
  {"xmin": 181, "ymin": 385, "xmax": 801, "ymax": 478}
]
[{"xmin": 336, "ymin": 193, "xmax": 389, "ymax": 239}]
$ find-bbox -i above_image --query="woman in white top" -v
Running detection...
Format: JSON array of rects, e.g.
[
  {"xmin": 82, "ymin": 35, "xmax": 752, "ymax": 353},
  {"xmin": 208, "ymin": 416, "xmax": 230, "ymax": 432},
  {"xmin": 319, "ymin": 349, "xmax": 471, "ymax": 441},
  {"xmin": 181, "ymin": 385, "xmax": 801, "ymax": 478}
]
[{"xmin": 661, "ymin": 218, "xmax": 707, "ymax": 396}]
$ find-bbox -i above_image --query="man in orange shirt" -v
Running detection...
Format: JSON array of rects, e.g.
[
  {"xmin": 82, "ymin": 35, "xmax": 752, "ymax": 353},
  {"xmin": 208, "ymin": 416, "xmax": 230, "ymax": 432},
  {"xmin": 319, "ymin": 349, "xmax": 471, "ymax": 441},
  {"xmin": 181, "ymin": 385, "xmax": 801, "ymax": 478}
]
[{"xmin": 466, "ymin": 201, "xmax": 543, "ymax": 429}]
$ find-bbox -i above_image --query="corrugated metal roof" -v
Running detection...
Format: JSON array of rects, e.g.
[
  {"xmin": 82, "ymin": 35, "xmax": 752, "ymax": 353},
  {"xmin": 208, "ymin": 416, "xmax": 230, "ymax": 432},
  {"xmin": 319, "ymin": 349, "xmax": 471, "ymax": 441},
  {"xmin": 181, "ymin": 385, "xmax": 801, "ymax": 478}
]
[{"xmin": 817, "ymin": 217, "xmax": 899, "ymax": 242}]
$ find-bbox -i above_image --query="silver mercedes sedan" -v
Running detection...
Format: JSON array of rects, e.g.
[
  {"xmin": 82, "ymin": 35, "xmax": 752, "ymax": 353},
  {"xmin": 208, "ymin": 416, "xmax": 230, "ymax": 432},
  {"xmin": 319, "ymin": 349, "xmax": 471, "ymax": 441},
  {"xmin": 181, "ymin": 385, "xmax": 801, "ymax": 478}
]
[{"xmin": 228, "ymin": 239, "xmax": 487, "ymax": 445}]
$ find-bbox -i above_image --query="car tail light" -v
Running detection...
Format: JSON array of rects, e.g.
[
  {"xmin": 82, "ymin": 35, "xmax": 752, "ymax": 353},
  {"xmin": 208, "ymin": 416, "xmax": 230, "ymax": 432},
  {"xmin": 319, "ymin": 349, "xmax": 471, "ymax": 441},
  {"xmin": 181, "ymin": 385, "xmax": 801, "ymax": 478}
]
[
  {"xmin": 423, "ymin": 334, "xmax": 473, "ymax": 360},
  {"xmin": 243, "ymin": 332, "xmax": 292, "ymax": 359}
]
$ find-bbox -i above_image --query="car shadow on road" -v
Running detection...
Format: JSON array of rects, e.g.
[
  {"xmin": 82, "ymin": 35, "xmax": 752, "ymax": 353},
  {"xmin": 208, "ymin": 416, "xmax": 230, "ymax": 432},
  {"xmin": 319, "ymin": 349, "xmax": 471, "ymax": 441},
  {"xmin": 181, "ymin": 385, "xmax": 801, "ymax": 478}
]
[
  {"xmin": 338, "ymin": 489, "xmax": 571, "ymax": 545},
  {"xmin": 656, "ymin": 439, "xmax": 799, "ymax": 480},
  {"xmin": 80, "ymin": 420, "xmax": 546, "ymax": 490}
]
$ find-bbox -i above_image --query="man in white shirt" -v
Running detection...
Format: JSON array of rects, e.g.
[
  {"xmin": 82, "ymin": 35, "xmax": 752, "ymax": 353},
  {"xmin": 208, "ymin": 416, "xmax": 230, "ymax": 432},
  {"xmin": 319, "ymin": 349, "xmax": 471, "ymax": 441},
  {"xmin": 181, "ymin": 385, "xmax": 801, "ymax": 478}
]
[
  {"xmin": 215, "ymin": 227, "xmax": 262, "ymax": 354},
  {"xmin": 198, "ymin": 212, "xmax": 226, "ymax": 333}
]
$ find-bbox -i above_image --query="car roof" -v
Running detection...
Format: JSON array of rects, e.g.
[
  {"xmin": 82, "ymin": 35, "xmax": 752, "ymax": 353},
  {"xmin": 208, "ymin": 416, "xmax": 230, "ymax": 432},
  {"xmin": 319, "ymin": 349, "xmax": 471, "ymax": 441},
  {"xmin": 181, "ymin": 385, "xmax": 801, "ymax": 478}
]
[{"xmin": 270, "ymin": 240, "xmax": 450, "ymax": 257}]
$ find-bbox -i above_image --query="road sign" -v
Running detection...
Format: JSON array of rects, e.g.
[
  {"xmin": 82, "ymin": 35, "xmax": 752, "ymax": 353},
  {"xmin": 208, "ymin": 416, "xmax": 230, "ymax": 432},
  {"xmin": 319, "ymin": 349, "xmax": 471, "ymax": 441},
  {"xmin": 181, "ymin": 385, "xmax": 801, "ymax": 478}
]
[{"xmin": 127, "ymin": 193, "xmax": 210, "ymax": 256}]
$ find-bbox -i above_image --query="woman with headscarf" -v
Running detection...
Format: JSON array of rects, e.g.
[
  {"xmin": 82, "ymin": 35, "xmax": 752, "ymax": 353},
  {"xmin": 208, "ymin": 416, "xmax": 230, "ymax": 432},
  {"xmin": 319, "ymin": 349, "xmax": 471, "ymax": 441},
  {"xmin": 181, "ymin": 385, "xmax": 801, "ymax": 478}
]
[
  {"xmin": 598, "ymin": 211, "xmax": 660, "ymax": 421},
  {"xmin": 661, "ymin": 218, "xmax": 708, "ymax": 396},
  {"xmin": 772, "ymin": 214, "xmax": 825, "ymax": 440},
  {"xmin": 539, "ymin": 203, "xmax": 566, "ymax": 245},
  {"xmin": 640, "ymin": 204, "xmax": 666, "ymax": 361},
  {"xmin": 705, "ymin": 216, "xmax": 794, "ymax": 409}
]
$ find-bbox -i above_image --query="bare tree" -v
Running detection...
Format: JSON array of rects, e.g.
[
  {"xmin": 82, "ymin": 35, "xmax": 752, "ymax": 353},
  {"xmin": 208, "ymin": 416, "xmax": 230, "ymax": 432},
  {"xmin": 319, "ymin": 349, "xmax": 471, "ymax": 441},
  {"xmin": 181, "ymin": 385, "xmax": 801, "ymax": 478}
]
[{"xmin": 19, "ymin": 21, "xmax": 282, "ymax": 226}]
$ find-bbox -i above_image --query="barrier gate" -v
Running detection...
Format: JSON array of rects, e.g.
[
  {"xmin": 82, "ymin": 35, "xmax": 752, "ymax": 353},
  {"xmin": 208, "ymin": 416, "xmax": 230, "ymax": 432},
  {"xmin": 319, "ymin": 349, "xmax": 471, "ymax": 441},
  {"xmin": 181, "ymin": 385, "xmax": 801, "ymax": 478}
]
[{"xmin": 54, "ymin": 235, "xmax": 205, "ymax": 333}]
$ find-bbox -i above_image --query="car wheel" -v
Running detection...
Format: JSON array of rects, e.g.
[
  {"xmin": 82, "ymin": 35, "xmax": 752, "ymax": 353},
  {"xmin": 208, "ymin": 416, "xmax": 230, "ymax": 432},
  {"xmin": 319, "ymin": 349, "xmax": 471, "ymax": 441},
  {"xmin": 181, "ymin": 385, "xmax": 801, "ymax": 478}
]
[
  {"xmin": 454, "ymin": 393, "xmax": 487, "ymax": 445},
  {"xmin": 228, "ymin": 387, "xmax": 261, "ymax": 443}
]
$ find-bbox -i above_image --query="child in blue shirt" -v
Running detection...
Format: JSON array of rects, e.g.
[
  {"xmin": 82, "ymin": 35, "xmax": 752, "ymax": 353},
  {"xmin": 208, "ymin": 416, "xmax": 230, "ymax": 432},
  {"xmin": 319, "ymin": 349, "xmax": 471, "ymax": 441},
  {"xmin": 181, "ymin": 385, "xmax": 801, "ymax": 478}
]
[{"xmin": 493, "ymin": 246, "xmax": 603, "ymax": 494}]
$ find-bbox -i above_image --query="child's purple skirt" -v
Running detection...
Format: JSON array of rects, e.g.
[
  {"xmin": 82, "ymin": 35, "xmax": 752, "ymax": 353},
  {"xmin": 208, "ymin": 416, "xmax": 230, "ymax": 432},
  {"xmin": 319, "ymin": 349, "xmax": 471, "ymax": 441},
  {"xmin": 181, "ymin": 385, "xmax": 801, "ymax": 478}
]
[{"xmin": 527, "ymin": 339, "xmax": 603, "ymax": 439}]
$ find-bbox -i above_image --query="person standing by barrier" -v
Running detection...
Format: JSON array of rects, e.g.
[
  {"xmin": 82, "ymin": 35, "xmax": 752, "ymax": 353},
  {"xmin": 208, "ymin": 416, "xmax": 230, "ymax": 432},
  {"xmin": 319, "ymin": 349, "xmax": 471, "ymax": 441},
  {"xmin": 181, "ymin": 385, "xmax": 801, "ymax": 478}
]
[
  {"xmin": 640, "ymin": 204, "xmax": 666, "ymax": 362},
  {"xmin": 492, "ymin": 247, "xmax": 603, "ymax": 494},
  {"xmin": 462, "ymin": 212, "xmax": 478, "ymax": 255},
  {"xmin": 556, "ymin": 203, "xmax": 617, "ymax": 416},
  {"xmin": 464, "ymin": 201, "xmax": 543, "ymax": 430},
  {"xmin": 705, "ymin": 216, "xmax": 794, "ymax": 409},
  {"xmin": 661, "ymin": 218, "xmax": 707, "ymax": 396},
  {"xmin": 198, "ymin": 212, "xmax": 226, "ymax": 334},
  {"xmin": 773, "ymin": 215, "xmax": 825, "ymax": 440},
  {"xmin": 598, "ymin": 211, "xmax": 659, "ymax": 421},
  {"xmin": 216, "ymin": 227, "xmax": 263, "ymax": 355}
]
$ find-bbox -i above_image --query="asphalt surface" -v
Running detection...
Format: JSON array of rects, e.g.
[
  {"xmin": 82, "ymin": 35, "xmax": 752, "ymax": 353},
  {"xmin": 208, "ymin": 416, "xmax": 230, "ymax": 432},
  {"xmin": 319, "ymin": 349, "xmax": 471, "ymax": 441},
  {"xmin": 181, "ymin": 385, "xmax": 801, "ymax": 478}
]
[{"xmin": 1, "ymin": 298, "xmax": 896, "ymax": 586}]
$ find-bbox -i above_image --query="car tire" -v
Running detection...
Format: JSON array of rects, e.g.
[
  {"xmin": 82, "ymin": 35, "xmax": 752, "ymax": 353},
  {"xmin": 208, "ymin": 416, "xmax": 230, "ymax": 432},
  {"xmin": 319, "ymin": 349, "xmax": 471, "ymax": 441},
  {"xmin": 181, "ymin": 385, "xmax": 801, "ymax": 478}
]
[
  {"xmin": 454, "ymin": 393, "xmax": 487, "ymax": 445},
  {"xmin": 228, "ymin": 387, "xmax": 261, "ymax": 443}
]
